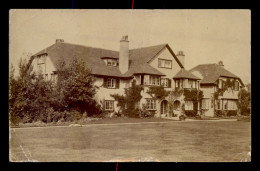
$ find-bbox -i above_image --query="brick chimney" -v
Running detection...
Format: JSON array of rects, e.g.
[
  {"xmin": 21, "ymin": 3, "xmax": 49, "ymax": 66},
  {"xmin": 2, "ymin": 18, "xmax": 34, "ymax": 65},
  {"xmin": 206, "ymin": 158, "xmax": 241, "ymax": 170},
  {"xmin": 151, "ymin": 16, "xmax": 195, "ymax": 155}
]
[
  {"xmin": 218, "ymin": 61, "xmax": 224, "ymax": 67},
  {"xmin": 56, "ymin": 39, "xmax": 64, "ymax": 43},
  {"xmin": 176, "ymin": 51, "xmax": 185, "ymax": 67},
  {"xmin": 119, "ymin": 35, "xmax": 129, "ymax": 74}
]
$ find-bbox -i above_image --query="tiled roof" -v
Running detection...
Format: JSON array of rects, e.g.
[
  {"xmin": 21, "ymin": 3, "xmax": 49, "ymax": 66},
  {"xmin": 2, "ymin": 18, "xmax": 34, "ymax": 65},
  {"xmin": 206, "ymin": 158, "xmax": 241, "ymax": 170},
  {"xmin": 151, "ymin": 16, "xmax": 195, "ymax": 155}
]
[
  {"xmin": 189, "ymin": 63, "xmax": 244, "ymax": 86},
  {"xmin": 31, "ymin": 42, "xmax": 183, "ymax": 78},
  {"xmin": 173, "ymin": 68, "xmax": 200, "ymax": 80}
]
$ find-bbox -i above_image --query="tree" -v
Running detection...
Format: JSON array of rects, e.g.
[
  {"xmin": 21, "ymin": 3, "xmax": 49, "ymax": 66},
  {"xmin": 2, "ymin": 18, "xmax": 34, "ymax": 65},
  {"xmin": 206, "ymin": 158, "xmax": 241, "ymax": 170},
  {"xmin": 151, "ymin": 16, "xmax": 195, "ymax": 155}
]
[
  {"xmin": 111, "ymin": 79, "xmax": 143, "ymax": 117},
  {"xmin": 56, "ymin": 56, "xmax": 100, "ymax": 115},
  {"xmin": 238, "ymin": 86, "xmax": 251, "ymax": 116}
]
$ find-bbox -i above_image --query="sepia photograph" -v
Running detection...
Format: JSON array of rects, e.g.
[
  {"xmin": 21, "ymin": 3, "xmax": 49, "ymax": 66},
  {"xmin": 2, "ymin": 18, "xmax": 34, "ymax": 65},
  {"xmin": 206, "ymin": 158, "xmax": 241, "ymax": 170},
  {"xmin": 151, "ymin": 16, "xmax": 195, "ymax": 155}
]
[{"xmin": 9, "ymin": 9, "xmax": 251, "ymax": 162}]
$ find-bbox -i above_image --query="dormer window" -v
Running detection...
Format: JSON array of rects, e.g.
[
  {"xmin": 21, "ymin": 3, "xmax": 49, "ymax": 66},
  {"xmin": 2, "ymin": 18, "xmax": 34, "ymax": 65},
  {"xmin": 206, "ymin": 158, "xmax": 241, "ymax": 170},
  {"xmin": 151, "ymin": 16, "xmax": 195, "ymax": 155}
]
[
  {"xmin": 101, "ymin": 57, "xmax": 118, "ymax": 66},
  {"xmin": 107, "ymin": 59, "xmax": 117, "ymax": 66}
]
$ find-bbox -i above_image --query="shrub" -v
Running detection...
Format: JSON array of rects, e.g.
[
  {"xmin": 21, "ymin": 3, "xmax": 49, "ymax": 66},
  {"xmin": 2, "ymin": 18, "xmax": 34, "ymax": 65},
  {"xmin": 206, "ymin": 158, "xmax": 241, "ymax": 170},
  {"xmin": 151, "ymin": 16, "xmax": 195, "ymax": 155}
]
[
  {"xmin": 71, "ymin": 110, "xmax": 82, "ymax": 121},
  {"xmin": 62, "ymin": 110, "xmax": 72, "ymax": 122},
  {"xmin": 184, "ymin": 110, "xmax": 197, "ymax": 117},
  {"xmin": 227, "ymin": 110, "xmax": 237, "ymax": 116}
]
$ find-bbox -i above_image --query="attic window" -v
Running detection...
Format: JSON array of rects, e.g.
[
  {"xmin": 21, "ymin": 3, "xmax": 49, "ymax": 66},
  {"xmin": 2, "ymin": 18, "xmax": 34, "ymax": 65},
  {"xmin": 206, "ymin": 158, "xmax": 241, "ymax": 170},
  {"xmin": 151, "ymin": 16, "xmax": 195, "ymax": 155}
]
[
  {"xmin": 158, "ymin": 59, "xmax": 172, "ymax": 69},
  {"xmin": 103, "ymin": 58, "xmax": 118, "ymax": 66}
]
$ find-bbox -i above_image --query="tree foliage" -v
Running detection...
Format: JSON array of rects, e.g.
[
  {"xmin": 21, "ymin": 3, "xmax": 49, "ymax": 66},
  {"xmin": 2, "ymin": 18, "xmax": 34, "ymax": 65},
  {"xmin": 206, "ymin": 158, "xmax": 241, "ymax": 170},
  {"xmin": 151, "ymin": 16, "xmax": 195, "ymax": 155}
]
[
  {"xmin": 111, "ymin": 79, "xmax": 143, "ymax": 117},
  {"xmin": 55, "ymin": 56, "xmax": 100, "ymax": 114},
  {"xmin": 147, "ymin": 86, "xmax": 169, "ymax": 100},
  {"xmin": 238, "ymin": 86, "xmax": 251, "ymax": 116},
  {"xmin": 9, "ymin": 55, "xmax": 100, "ymax": 125},
  {"xmin": 214, "ymin": 78, "xmax": 236, "ymax": 99}
]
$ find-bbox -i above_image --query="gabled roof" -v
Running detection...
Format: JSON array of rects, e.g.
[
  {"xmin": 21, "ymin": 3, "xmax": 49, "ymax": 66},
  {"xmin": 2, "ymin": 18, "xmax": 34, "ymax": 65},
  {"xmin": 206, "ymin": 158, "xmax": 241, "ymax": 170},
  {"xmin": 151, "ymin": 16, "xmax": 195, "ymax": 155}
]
[
  {"xmin": 31, "ymin": 42, "xmax": 183, "ymax": 78},
  {"xmin": 189, "ymin": 63, "xmax": 244, "ymax": 86},
  {"xmin": 173, "ymin": 68, "xmax": 200, "ymax": 80}
]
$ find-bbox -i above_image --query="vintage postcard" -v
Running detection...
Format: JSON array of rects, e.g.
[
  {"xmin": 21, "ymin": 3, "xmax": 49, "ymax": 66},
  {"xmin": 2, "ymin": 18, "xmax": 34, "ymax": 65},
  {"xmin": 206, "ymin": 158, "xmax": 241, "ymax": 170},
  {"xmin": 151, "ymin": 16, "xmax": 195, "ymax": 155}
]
[{"xmin": 9, "ymin": 9, "xmax": 251, "ymax": 162}]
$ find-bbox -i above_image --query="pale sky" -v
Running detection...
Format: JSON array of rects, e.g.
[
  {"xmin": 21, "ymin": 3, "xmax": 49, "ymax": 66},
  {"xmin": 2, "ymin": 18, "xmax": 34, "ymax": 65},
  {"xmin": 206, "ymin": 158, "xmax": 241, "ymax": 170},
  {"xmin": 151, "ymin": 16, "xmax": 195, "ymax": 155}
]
[{"xmin": 9, "ymin": 9, "xmax": 251, "ymax": 84}]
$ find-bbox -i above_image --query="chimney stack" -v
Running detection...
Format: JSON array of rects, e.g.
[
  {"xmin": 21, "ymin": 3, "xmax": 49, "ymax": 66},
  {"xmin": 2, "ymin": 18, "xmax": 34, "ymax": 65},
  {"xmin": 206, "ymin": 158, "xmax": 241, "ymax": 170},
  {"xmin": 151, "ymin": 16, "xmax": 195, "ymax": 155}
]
[
  {"xmin": 176, "ymin": 51, "xmax": 185, "ymax": 67},
  {"xmin": 119, "ymin": 35, "xmax": 129, "ymax": 74},
  {"xmin": 56, "ymin": 39, "xmax": 64, "ymax": 43},
  {"xmin": 218, "ymin": 61, "xmax": 224, "ymax": 67}
]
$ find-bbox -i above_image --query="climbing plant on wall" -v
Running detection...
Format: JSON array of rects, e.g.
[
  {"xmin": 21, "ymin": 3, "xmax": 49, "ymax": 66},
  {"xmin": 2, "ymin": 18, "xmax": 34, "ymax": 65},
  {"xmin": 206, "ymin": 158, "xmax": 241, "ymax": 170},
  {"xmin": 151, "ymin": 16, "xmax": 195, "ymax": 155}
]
[
  {"xmin": 147, "ymin": 86, "xmax": 169, "ymax": 100},
  {"xmin": 183, "ymin": 89, "xmax": 204, "ymax": 116},
  {"xmin": 214, "ymin": 78, "xmax": 236, "ymax": 99}
]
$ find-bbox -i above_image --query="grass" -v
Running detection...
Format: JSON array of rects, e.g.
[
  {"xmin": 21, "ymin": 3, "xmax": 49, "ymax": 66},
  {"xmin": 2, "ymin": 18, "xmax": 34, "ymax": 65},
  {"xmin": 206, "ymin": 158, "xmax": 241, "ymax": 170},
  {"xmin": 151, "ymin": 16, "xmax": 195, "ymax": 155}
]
[
  {"xmin": 13, "ymin": 117, "xmax": 175, "ymax": 128},
  {"xmin": 10, "ymin": 120, "xmax": 251, "ymax": 162}
]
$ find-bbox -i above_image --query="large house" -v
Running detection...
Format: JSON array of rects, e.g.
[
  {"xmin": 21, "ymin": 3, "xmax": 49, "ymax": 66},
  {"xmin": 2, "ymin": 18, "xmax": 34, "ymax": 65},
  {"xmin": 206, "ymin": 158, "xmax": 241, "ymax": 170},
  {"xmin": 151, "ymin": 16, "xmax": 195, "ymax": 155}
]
[{"xmin": 29, "ymin": 36, "xmax": 244, "ymax": 117}]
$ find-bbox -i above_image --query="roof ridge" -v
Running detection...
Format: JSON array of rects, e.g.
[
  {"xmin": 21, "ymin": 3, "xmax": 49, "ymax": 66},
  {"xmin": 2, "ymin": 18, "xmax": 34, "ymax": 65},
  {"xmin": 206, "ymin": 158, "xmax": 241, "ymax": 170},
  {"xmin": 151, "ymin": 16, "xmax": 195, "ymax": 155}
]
[
  {"xmin": 129, "ymin": 43, "xmax": 167, "ymax": 51},
  {"xmin": 61, "ymin": 42, "xmax": 119, "ymax": 53}
]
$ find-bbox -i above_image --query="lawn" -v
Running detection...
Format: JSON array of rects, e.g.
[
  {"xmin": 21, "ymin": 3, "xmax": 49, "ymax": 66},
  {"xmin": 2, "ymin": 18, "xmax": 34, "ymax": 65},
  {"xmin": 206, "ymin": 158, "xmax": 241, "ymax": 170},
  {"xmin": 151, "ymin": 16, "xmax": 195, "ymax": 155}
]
[{"xmin": 10, "ymin": 120, "xmax": 251, "ymax": 162}]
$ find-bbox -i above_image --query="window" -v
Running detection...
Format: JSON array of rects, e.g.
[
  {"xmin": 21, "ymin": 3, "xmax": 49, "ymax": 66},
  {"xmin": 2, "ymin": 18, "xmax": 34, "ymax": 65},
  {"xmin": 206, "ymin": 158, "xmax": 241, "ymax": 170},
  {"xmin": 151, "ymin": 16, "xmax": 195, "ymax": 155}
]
[
  {"xmin": 180, "ymin": 79, "xmax": 183, "ymax": 88},
  {"xmin": 175, "ymin": 80, "xmax": 179, "ymax": 88},
  {"xmin": 219, "ymin": 79, "xmax": 223, "ymax": 89},
  {"xmin": 144, "ymin": 75, "xmax": 160, "ymax": 86},
  {"xmin": 223, "ymin": 100, "xmax": 228, "ymax": 110},
  {"xmin": 230, "ymin": 100, "xmax": 237, "ymax": 110},
  {"xmin": 146, "ymin": 99, "xmax": 156, "ymax": 110},
  {"xmin": 185, "ymin": 101, "xmax": 193, "ymax": 110},
  {"xmin": 202, "ymin": 99, "xmax": 210, "ymax": 110},
  {"xmin": 188, "ymin": 80, "xmax": 195, "ymax": 88},
  {"xmin": 107, "ymin": 59, "xmax": 117, "ymax": 66},
  {"xmin": 234, "ymin": 81, "xmax": 239, "ymax": 91},
  {"xmin": 161, "ymin": 78, "xmax": 168, "ymax": 87},
  {"xmin": 104, "ymin": 100, "xmax": 114, "ymax": 110},
  {"xmin": 158, "ymin": 59, "xmax": 172, "ymax": 69},
  {"xmin": 37, "ymin": 55, "xmax": 46, "ymax": 64},
  {"xmin": 224, "ymin": 100, "xmax": 237, "ymax": 110},
  {"xmin": 107, "ymin": 78, "xmax": 116, "ymax": 88}
]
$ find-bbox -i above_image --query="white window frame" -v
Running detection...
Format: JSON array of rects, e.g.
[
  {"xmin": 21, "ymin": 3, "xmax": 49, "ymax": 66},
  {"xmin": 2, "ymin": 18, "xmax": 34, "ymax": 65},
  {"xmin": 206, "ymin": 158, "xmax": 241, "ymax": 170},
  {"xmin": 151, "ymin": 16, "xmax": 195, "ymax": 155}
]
[
  {"xmin": 219, "ymin": 79, "xmax": 223, "ymax": 89},
  {"xmin": 223, "ymin": 100, "xmax": 228, "ymax": 110},
  {"xmin": 104, "ymin": 100, "xmax": 114, "ymax": 111},
  {"xmin": 144, "ymin": 75, "xmax": 160, "ymax": 86},
  {"xmin": 107, "ymin": 59, "xmax": 117, "ymax": 66},
  {"xmin": 202, "ymin": 98, "xmax": 210, "ymax": 110},
  {"xmin": 185, "ymin": 101, "xmax": 194, "ymax": 110},
  {"xmin": 161, "ymin": 78, "xmax": 168, "ymax": 87},
  {"xmin": 175, "ymin": 80, "xmax": 179, "ymax": 88},
  {"xmin": 158, "ymin": 59, "xmax": 172, "ymax": 69},
  {"xmin": 146, "ymin": 99, "xmax": 156, "ymax": 110},
  {"xmin": 234, "ymin": 81, "xmax": 239, "ymax": 91},
  {"xmin": 107, "ymin": 78, "xmax": 116, "ymax": 88}
]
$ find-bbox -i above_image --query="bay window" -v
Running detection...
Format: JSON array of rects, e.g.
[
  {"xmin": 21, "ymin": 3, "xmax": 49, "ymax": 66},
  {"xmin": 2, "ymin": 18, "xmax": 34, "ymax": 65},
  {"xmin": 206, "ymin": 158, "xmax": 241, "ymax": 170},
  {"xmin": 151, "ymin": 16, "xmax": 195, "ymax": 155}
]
[{"xmin": 144, "ymin": 75, "xmax": 160, "ymax": 86}]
